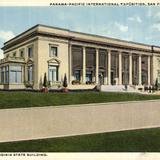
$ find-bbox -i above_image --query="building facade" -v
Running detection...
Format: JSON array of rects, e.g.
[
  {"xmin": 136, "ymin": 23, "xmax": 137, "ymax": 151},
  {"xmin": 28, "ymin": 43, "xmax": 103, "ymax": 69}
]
[{"xmin": 0, "ymin": 24, "xmax": 160, "ymax": 90}]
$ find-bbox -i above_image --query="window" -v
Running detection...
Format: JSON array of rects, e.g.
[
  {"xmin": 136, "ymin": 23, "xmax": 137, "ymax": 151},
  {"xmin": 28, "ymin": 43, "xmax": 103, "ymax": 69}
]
[
  {"xmin": 48, "ymin": 65, "xmax": 58, "ymax": 82},
  {"xmin": 1, "ymin": 67, "xmax": 5, "ymax": 83},
  {"xmin": 28, "ymin": 47, "xmax": 33, "ymax": 58},
  {"xmin": 13, "ymin": 52, "xmax": 16, "ymax": 57},
  {"xmin": 20, "ymin": 49, "xmax": 24, "ymax": 58},
  {"xmin": 72, "ymin": 46, "xmax": 83, "ymax": 68},
  {"xmin": 0, "ymin": 66, "xmax": 9, "ymax": 84},
  {"xmin": 9, "ymin": 65, "xmax": 22, "ymax": 83},
  {"xmin": 50, "ymin": 46, "xmax": 57, "ymax": 57},
  {"xmin": 28, "ymin": 65, "xmax": 33, "ymax": 82},
  {"xmin": 86, "ymin": 48, "xmax": 96, "ymax": 67},
  {"xmin": 158, "ymin": 59, "xmax": 160, "ymax": 68},
  {"xmin": 99, "ymin": 50, "xmax": 106, "ymax": 68},
  {"xmin": 158, "ymin": 70, "xmax": 160, "ymax": 84},
  {"xmin": 74, "ymin": 70, "xmax": 81, "ymax": 81},
  {"xmin": 142, "ymin": 70, "xmax": 148, "ymax": 85},
  {"xmin": 86, "ymin": 71, "xmax": 92, "ymax": 82},
  {"xmin": 5, "ymin": 66, "xmax": 9, "ymax": 83}
]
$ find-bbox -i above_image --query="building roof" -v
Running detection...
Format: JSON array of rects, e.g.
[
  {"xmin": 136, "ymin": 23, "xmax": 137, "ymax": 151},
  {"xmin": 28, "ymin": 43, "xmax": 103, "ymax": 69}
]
[{"xmin": 2, "ymin": 24, "xmax": 160, "ymax": 53}]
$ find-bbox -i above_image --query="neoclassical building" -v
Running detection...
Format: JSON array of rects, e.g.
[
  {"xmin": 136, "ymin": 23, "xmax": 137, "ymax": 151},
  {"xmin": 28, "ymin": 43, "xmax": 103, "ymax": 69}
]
[{"xmin": 0, "ymin": 24, "xmax": 160, "ymax": 90}]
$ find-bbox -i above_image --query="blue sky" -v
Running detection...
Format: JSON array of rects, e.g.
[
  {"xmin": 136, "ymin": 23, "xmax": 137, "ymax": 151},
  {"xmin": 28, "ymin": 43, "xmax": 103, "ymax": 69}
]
[{"xmin": 0, "ymin": 6, "xmax": 160, "ymax": 58}]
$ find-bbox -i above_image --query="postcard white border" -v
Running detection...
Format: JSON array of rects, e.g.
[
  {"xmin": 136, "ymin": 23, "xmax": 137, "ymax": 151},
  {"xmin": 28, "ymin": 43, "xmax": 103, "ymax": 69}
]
[{"xmin": 0, "ymin": 0, "xmax": 160, "ymax": 159}]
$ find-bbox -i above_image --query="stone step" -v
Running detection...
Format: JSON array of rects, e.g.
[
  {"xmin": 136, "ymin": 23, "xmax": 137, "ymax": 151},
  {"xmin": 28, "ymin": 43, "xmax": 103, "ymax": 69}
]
[{"xmin": 100, "ymin": 85, "xmax": 139, "ymax": 93}]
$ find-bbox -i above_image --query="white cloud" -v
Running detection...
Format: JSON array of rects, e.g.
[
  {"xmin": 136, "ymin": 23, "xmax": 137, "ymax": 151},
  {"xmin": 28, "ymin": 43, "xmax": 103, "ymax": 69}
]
[
  {"xmin": 96, "ymin": 25, "xmax": 112, "ymax": 36},
  {"xmin": 128, "ymin": 15, "xmax": 142, "ymax": 23},
  {"xmin": 123, "ymin": 35, "xmax": 134, "ymax": 41},
  {"xmin": 145, "ymin": 34, "xmax": 160, "ymax": 41},
  {"xmin": 154, "ymin": 12, "xmax": 160, "ymax": 19},
  {"xmin": 151, "ymin": 23, "xmax": 160, "ymax": 31},
  {"xmin": 0, "ymin": 30, "xmax": 15, "ymax": 42},
  {"xmin": 147, "ymin": 9, "xmax": 152, "ymax": 17},
  {"xmin": 148, "ymin": 11, "xmax": 160, "ymax": 20},
  {"xmin": 114, "ymin": 22, "xmax": 128, "ymax": 32}
]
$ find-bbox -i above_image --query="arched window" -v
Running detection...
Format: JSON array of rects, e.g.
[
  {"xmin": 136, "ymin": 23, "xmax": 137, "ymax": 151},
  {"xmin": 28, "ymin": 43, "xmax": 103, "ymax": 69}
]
[{"xmin": 28, "ymin": 65, "xmax": 33, "ymax": 82}]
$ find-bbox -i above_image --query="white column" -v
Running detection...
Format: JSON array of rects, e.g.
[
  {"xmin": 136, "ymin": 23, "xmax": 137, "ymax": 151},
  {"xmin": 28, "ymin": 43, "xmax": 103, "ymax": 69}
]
[
  {"xmin": 148, "ymin": 56, "xmax": 151, "ymax": 85},
  {"xmin": 152, "ymin": 55, "xmax": 156, "ymax": 85},
  {"xmin": 82, "ymin": 47, "xmax": 86, "ymax": 84},
  {"xmin": 104, "ymin": 51, "xmax": 108, "ymax": 84},
  {"xmin": 118, "ymin": 51, "xmax": 122, "ymax": 85},
  {"xmin": 108, "ymin": 50, "xmax": 111, "ymax": 85},
  {"xmin": 96, "ymin": 48, "xmax": 99, "ymax": 84},
  {"xmin": 129, "ymin": 53, "xmax": 132, "ymax": 85},
  {"xmin": 3, "ymin": 67, "xmax": 5, "ymax": 84},
  {"xmin": 138, "ymin": 55, "xmax": 142, "ymax": 85}
]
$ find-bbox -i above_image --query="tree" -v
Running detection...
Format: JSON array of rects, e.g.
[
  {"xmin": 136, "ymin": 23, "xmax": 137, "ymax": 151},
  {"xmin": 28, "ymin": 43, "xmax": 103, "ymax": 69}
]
[
  {"xmin": 43, "ymin": 72, "xmax": 47, "ymax": 88},
  {"xmin": 63, "ymin": 73, "xmax": 68, "ymax": 88}
]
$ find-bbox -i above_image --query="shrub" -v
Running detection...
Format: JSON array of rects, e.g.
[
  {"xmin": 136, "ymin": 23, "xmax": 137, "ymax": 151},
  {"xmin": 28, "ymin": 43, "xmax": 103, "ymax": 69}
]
[
  {"xmin": 72, "ymin": 80, "xmax": 80, "ymax": 85},
  {"xmin": 43, "ymin": 72, "xmax": 47, "ymax": 88},
  {"xmin": 63, "ymin": 73, "xmax": 68, "ymax": 88},
  {"xmin": 24, "ymin": 81, "xmax": 33, "ymax": 89}
]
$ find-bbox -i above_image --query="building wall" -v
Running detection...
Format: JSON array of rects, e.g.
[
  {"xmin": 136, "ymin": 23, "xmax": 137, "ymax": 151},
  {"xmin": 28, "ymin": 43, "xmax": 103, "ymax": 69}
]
[
  {"xmin": 33, "ymin": 40, "xmax": 39, "ymax": 89},
  {"xmin": 4, "ymin": 39, "xmax": 36, "ymax": 60},
  {"xmin": 38, "ymin": 25, "xmax": 152, "ymax": 51},
  {"xmin": 1, "ymin": 25, "xmax": 160, "ymax": 90},
  {"xmin": 1, "ymin": 35, "xmax": 70, "ymax": 90},
  {"xmin": 1, "ymin": 37, "xmax": 160, "ymax": 89},
  {"xmin": 152, "ymin": 54, "xmax": 160, "ymax": 84},
  {"xmin": 36, "ymin": 37, "xmax": 69, "ymax": 89},
  {"xmin": 0, "ymin": 38, "xmax": 39, "ymax": 89}
]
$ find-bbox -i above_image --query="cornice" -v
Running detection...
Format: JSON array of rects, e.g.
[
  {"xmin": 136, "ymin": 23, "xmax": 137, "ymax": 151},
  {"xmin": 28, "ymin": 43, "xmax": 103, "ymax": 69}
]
[{"xmin": 2, "ymin": 25, "xmax": 160, "ymax": 55}]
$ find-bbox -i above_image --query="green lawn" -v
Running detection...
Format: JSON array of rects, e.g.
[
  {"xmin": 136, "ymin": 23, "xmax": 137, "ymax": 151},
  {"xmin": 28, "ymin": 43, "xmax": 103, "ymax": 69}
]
[
  {"xmin": 0, "ymin": 128, "xmax": 160, "ymax": 152},
  {"xmin": 0, "ymin": 91, "xmax": 160, "ymax": 109}
]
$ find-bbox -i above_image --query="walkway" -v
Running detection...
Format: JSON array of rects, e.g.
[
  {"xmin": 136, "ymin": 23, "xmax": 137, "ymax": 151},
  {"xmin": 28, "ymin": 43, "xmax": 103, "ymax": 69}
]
[{"xmin": 0, "ymin": 100, "xmax": 160, "ymax": 142}]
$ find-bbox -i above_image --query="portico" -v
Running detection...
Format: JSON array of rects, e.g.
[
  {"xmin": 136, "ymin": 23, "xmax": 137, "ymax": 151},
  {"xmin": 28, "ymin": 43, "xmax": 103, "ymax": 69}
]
[{"xmin": 71, "ymin": 44, "xmax": 152, "ymax": 87}]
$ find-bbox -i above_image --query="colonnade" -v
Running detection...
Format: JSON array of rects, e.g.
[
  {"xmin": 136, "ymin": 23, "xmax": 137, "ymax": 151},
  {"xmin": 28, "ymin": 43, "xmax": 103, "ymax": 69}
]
[{"xmin": 71, "ymin": 45, "xmax": 151, "ymax": 86}]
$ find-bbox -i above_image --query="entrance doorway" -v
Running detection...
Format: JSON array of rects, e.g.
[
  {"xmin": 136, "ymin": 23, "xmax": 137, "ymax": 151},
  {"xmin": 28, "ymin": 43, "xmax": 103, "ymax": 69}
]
[
  {"xmin": 99, "ymin": 72, "xmax": 104, "ymax": 85},
  {"xmin": 122, "ymin": 71, "xmax": 129, "ymax": 85},
  {"xmin": 86, "ymin": 71, "xmax": 92, "ymax": 83}
]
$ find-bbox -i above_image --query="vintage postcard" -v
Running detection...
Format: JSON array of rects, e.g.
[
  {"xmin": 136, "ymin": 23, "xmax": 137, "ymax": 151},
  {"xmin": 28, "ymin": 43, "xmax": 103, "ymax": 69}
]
[{"xmin": 0, "ymin": 0, "xmax": 160, "ymax": 159}]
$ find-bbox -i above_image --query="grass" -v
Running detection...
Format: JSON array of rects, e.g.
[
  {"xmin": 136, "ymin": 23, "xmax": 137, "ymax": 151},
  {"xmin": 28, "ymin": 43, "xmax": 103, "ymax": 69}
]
[
  {"xmin": 0, "ymin": 128, "xmax": 160, "ymax": 152},
  {"xmin": 0, "ymin": 91, "xmax": 160, "ymax": 109}
]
